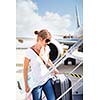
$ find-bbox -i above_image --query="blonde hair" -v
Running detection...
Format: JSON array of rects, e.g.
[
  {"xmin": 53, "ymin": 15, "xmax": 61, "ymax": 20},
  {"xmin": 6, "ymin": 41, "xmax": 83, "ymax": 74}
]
[{"xmin": 34, "ymin": 29, "xmax": 51, "ymax": 40}]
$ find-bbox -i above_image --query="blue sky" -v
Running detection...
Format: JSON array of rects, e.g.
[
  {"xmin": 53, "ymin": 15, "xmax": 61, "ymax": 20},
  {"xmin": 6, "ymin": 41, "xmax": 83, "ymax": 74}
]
[
  {"xmin": 16, "ymin": 0, "xmax": 83, "ymax": 37},
  {"xmin": 33, "ymin": 0, "xmax": 83, "ymax": 31},
  {"xmin": 33, "ymin": 0, "xmax": 82, "ymax": 16},
  {"xmin": 33, "ymin": 0, "xmax": 75, "ymax": 16}
]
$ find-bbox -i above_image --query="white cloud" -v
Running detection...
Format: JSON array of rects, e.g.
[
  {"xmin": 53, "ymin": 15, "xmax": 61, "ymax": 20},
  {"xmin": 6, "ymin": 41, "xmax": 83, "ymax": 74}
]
[
  {"xmin": 42, "ymin": 12, "xmax": 71, "ymax": 35},
  {"xmin": 16, "ymin": 0, "xmax": 72, "ymax": 37}
]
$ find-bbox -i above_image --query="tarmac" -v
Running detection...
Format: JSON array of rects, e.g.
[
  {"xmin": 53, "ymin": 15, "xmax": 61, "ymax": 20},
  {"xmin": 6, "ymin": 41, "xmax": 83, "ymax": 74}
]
[{"xmin": 57, "ymin": 63, "xmax": 83, "ymax": 94}]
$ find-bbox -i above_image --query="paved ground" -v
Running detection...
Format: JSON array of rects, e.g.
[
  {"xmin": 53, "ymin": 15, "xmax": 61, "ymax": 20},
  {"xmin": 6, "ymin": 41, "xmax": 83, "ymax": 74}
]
[{"xmin": 57, "ymin": 63, "xmax": 83, "ymax": 94}]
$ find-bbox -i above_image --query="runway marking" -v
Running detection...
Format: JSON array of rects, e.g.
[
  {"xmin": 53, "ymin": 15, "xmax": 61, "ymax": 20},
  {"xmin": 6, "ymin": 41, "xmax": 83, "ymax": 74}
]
[{"xmin": 64, "ymin": 72, "xmax": 82, "ymax": 78}]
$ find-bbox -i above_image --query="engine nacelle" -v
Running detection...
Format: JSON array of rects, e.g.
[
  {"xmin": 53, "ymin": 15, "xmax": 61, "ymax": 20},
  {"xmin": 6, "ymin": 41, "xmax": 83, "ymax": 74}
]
[{"xmin": 48, "ymin": 39, "xmax": 63, "ymax": 63}]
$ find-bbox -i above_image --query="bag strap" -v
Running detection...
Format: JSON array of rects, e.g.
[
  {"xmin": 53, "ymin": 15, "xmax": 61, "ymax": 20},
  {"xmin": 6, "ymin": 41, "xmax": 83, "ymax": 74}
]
[{"xmin": 31, "ymin": 47, "xmax": 46, "ymax": 65}]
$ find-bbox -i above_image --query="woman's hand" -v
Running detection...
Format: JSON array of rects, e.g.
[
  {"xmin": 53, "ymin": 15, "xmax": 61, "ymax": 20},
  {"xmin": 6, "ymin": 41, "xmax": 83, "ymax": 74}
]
[
  {"xmin": 25, "ymin": 84, "xmax": 30, "ymax": 93},
  {"xmin": 53, "ymin": 68, "xmax": 59, "ymax": 75}
]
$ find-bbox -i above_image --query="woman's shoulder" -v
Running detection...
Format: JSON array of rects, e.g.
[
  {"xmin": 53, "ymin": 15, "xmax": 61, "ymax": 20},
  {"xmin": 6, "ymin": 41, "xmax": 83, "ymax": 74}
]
[
  {"xmin": 25, "ymin": 48, "xmax": 33, "ymax": 54},
  {"xmin": 25, "ymin": 47, "xmax": 36, "ymax": 58}
]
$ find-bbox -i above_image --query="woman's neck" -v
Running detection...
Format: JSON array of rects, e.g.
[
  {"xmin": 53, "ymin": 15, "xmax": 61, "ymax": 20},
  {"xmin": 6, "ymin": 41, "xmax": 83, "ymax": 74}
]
[{"xmin": 32, "ymin": 43, "xmax": 43, "ymax": 53}]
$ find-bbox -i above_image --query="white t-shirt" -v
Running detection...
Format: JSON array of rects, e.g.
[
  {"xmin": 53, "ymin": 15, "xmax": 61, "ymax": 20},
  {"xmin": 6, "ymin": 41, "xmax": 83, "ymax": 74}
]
[{"xmin": 25, "ymin": 46, "xmax": 51, "ymax": 89}]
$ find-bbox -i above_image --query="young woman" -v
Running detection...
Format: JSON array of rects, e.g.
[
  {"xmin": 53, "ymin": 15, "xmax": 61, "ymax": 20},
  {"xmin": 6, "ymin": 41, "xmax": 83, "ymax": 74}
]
[{"xmin": 23, "ymin": 29, "xmax": 59, "ymax": 100}]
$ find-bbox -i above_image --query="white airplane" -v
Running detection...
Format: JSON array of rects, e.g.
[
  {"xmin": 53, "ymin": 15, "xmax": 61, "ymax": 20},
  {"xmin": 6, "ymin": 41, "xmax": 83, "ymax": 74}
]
[
  {"xmin": 16, "ymin": 5, "xmax": 83, "ymax": 100},
  {"xmin": 52, "ymin": 5, "xmax": 83, "ymax": 65}
]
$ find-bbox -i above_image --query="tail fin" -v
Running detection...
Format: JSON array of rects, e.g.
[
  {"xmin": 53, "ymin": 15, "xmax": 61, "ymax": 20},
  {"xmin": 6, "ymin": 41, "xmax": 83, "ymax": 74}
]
[{"xmin": 75, "ymin": 6, "xmax": 80, "ymax": 28}]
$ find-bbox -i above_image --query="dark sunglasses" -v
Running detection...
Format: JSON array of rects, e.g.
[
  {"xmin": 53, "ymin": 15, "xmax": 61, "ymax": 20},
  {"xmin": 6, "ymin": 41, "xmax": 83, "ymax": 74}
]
[{"xmin": 45, "ymin": 39, "xmax": 51, "ymax": 43}]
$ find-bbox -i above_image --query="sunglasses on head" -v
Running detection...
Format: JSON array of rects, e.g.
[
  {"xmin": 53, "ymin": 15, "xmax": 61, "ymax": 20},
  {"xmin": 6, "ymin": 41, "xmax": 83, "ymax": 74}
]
[{"xmin": 45, "ymin": 39, "xmax": 51, "ymax": 43}]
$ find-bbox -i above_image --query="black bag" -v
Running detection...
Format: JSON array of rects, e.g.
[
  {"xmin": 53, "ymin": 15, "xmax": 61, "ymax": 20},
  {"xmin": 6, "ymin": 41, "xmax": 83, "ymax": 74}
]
[{"xmin": 52, "ymin": 74, "xmax": 72, "ymax": 100}]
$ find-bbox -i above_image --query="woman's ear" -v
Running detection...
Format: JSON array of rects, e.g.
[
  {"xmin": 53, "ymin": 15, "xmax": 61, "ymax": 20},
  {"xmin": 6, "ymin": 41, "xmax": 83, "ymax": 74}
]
[{"xmin": 38, "ymin": 37, "xmax": 43, "ymax": 41}]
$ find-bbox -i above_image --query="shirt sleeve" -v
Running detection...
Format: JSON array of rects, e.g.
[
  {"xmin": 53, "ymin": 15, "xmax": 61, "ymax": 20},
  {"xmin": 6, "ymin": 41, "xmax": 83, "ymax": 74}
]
[{"xmin": 24, "ymin": 48, "xmax": 31, "ymax": 60}]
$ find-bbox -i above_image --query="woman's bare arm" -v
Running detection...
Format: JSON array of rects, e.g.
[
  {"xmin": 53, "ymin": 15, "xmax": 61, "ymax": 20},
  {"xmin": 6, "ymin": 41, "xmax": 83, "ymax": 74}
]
[
  {"xmin": 47, "ymin": 59, "xmax": 59, "ymax": 74},
  {"xmin": 23, "ymin": 57, "xmax": 30, "ymax": 92}
]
